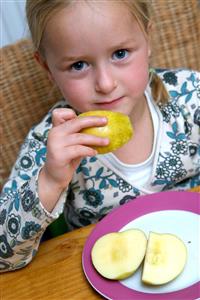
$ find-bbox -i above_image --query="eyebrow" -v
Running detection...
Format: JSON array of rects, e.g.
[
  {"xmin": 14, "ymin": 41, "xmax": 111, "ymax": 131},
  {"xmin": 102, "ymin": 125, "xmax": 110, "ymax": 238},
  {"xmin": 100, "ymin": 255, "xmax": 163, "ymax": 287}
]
[
  {"xmin": 60, "ymin": 38, "xmax": 136, "ymax": 63},
  {"xmin": 60, "ymin": 55, "xmax": 87, "ymax": 63},
  {"xmin": 112, "ymin": 38, "xmax": 135, "ymax": 49}
]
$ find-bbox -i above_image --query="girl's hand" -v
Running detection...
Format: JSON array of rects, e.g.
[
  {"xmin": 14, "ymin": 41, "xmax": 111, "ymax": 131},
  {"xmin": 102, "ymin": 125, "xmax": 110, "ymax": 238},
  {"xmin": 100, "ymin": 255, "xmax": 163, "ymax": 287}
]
[{"xmin": 38, "ymin": 108, "xmax": 108, "ymax": 212}]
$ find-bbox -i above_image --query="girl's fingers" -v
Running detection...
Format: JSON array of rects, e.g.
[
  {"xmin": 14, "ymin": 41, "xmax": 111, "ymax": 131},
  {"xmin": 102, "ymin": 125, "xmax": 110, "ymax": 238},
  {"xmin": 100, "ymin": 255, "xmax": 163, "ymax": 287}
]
[
  {"xmin": 63, "ymin": 145, "xmax": 98, "ymax": 160},
  {"xmin": 52, "ymin": 108, "xmax": 108, "ymax": 137},
  {"xmin": 49, "ymin": 110, "xmax": 109, "ymax": 156},
  {"xmin": 63, "ymin": 132, "xmax": 109, "ymax": 148},
  {"xmin": 52, "ymin": 108, "xmax": 77, "ymax": 126},
  {"xmin": 48, "ymin": 132, "xmax": 109, "ymax": 157},
  {"xmin": 54, "ymin": 114, "xmax": 108, "ymax": 135}
]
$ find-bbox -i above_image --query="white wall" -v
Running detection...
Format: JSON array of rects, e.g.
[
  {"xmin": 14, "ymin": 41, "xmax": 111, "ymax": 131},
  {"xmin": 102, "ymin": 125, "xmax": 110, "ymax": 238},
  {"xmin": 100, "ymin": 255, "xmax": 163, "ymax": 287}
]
[{"xmin": 1, "ymin": 0, "xmax": 29, "ymax": 48}]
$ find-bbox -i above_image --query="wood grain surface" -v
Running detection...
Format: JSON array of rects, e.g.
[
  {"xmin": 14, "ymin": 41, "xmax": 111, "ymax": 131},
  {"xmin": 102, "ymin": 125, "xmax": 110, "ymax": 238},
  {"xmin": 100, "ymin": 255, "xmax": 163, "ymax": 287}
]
[{"xmin": 1, "ymin": 224, "xmax": 103, "ymax": 300}]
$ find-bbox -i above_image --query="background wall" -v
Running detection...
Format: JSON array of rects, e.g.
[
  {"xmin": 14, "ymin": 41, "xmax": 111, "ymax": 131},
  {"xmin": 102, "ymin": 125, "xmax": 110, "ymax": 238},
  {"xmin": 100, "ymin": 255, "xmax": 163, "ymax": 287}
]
[{"xmin": 1, "ymin": 0, "xmax": 28, "ymax": 48}]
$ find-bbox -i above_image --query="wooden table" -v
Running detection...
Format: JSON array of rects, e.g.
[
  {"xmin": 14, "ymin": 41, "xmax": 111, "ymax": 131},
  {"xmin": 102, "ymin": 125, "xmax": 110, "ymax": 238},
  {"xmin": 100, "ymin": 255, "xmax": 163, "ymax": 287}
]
[{"xmin": 1, "ymin": 224, "xmax": 103, "ymax": 300}]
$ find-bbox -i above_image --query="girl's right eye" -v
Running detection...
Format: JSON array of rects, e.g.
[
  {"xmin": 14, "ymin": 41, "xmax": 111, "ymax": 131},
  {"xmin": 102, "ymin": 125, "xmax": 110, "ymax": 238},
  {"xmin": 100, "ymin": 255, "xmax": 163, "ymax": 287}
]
[{"xmin": 70, "ymin": 61, "xmax": 88, "ymax": 71}]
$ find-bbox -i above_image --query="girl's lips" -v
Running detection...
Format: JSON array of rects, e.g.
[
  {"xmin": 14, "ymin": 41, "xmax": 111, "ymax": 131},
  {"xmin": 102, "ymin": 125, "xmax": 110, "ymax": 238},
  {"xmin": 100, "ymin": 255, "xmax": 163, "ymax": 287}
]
[{"xmin": 96, "ymin": 97, "xmax": 124, "ymax": 108}]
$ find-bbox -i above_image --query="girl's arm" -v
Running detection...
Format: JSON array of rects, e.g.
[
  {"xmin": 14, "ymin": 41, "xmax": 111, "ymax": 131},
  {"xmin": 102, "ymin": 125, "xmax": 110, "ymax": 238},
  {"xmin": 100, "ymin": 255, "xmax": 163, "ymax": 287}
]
[
  {"xmin": 0, "ymin": 116, "xmax": 57, "ymax": 272},
  {"xmin": 0, "ymin": 104, "xmax": 108, "ymax": 272}
]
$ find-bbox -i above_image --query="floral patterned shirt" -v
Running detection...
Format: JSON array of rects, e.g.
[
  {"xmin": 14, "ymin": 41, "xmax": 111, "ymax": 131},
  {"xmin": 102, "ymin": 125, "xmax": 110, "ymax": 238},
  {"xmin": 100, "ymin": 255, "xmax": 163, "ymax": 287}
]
[{"xmin": 0, "ymin": 69, "xmax": 200, "ymax": 272}]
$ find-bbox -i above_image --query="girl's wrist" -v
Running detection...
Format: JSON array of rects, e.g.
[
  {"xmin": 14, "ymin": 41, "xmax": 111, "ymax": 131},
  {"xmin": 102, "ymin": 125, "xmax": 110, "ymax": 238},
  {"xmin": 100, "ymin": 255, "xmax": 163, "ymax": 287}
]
[
  {"xmin": 38, "ymin": 167, "xmax": 67, "ymax": 213},
  {"xmin": 40, "ymin": 166, "xmax": 67, "ymax": 190}
]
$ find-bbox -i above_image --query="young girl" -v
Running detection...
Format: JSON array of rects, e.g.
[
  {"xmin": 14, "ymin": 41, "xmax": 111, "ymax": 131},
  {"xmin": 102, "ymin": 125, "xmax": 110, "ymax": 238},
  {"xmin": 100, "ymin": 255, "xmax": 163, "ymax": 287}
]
[{"xmin": 1, "ymin": 0, "xmax": 199, "ymax": 272}]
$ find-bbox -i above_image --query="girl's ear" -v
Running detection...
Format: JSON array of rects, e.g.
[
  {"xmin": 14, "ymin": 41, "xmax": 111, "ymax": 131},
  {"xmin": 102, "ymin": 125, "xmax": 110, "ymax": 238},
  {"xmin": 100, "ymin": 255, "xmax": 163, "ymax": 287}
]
[{"xmin": 34, "ymin": 51, "xmax": 54, "ymax": 82}]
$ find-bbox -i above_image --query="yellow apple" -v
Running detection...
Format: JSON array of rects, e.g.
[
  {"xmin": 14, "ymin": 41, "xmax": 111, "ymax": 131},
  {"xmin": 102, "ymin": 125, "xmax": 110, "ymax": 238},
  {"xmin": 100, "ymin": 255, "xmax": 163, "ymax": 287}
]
[
  {"xmin": 79, "ymin": 110, "xmax": 133, "ymax": 154},
  {"xmin": 142, "ymin": 232, "xmax": 187, "ymax": 285},
  {"xmin": 91, "ymin": 229, "xmax": 147, "ymax": 280}
]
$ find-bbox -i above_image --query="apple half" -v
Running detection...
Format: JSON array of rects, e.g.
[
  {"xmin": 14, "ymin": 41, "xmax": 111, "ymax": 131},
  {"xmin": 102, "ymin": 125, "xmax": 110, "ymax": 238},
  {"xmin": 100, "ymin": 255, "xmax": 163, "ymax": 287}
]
[
  {"xmin": 91, "ymin": 229, "xmax": 147, "ymax": 280},
  {"xmin": 79, "ymin": 110, "xmax": 133, "ymax": 154},
  {"xmin": 142, "ymin": 232, "xmax": 187, "ymax": 285}
]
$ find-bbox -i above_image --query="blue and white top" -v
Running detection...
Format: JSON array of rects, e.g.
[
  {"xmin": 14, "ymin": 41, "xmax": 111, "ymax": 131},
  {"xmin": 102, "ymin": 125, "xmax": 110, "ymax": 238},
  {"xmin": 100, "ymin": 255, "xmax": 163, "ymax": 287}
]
[{"xmin": 0, "ymin": 68, "xmax": 199, "ymax": 272}]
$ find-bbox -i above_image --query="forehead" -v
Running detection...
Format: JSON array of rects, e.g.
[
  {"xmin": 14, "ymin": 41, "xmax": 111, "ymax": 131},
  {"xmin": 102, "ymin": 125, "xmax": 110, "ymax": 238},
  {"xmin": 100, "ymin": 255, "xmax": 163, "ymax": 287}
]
[
  {"xmin": 48, "ymin": 0, "xmax": 134, "ymax": 25},
  {"xmin": 44, "ymin": 2, "xmax": 139, "ymax": 40},
  {"xmin": 42, "ymin": 1, "xmax": 146, "ymax": 57}
]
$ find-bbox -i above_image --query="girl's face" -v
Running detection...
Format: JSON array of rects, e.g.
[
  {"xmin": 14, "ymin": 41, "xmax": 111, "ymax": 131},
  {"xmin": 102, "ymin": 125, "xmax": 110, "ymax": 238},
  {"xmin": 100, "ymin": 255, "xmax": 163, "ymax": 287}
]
[{"xmin": 42, "ymin": 1, "xmax": 151, "ymax": 119}]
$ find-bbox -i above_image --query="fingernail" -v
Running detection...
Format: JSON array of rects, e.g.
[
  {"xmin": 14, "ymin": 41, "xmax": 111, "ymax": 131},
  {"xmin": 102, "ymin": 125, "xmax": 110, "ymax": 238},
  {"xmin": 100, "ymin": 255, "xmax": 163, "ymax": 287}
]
[
  {"xmin": 101, "ymin": 117, "xmax": 107, "ymax": 122},
  {"xmin": 103, "ymin": 138, "xmax": 110, "ymax": 144}
]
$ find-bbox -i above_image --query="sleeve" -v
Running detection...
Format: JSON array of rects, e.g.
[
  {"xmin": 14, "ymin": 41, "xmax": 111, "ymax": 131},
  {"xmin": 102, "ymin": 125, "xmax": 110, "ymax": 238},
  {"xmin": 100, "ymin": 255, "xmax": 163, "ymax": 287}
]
[{"xmin": 0, "ymin": 107, "xmax": 67, "ymax": 272}]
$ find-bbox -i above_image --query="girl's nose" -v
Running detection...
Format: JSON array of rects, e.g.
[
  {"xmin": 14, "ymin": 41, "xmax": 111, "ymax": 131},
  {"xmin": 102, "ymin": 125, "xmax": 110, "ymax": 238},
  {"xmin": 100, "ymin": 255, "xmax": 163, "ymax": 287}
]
[{"xmin": 95, "ymin": 65, "xmax": 117, "ymax": 94}]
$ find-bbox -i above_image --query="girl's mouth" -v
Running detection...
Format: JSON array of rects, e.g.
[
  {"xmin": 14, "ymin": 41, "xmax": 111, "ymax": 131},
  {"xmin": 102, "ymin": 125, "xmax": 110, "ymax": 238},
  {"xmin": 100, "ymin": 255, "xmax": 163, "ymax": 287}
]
[{"xmin": 96, "ymin": 97, "xmax": 124, "ymax": 108}]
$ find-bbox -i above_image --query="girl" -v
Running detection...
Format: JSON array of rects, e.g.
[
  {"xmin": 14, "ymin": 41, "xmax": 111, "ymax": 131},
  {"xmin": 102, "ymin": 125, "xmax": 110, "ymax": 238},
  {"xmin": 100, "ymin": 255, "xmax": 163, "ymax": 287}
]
[{"xmin": 0, "ymin": 0, "xmax": 199, "ymax": 272}]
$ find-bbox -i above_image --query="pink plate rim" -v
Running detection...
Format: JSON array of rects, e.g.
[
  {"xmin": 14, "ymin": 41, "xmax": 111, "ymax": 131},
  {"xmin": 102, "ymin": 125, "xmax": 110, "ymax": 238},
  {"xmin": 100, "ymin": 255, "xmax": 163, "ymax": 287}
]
[{"xmin": 82, "ymin": 191, "xmax": 200, "ymax": 299}]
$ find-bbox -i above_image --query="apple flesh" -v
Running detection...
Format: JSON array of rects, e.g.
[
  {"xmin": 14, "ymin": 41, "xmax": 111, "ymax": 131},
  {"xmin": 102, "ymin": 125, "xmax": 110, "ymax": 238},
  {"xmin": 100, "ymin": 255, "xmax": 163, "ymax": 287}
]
[
  {"xmin": 91, "ymin": 229, "xmax": 147, "ymax": 280},
  {"xmin": 142, "ymin": 232, "xmax": 187, "ymax": 285},
  {"xmin": 79, "ymin": 110, "xmax": 133, "ymax": 154}
]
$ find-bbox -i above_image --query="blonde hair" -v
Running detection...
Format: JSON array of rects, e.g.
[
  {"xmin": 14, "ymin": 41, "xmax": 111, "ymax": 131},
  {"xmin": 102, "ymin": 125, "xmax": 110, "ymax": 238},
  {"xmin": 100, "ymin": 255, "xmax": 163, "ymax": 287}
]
[{"xmin": 26, "ymin": 0, "xmax": 169, "ymax": 104}]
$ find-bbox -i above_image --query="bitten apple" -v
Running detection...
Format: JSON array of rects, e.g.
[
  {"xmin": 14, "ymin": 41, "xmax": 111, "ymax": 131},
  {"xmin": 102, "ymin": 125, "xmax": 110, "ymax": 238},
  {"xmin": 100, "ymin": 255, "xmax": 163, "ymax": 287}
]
[
  {"xmin": 91, "ymin": 229, "xmax": 147, "ymax": 280},
  {"xmin": 79, "ymin": 110, "xmax": 133, "ymax": 154},
  {"xmin": 142, "ymin": 232, "xmax": 187, "ymax": 285}
]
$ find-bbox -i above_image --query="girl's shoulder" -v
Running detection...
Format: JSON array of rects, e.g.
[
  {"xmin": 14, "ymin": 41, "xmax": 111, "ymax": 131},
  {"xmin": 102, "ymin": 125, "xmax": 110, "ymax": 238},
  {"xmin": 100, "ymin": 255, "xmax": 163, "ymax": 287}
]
[
  {"xmin": 155, "ymin": 68, "xmax": 199, "ymax": 123},
  {"xmin": 155, "ymin": 68, "xmax": 199, "ymax": 93}
]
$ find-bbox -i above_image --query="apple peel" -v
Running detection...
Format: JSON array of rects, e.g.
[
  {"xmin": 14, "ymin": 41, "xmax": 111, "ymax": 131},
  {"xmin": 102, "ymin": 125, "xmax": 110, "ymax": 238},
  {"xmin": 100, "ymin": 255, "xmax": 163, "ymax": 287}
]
[{"xmin": 79, "ymin": 110, "xmax": 133, "ymax": 154}]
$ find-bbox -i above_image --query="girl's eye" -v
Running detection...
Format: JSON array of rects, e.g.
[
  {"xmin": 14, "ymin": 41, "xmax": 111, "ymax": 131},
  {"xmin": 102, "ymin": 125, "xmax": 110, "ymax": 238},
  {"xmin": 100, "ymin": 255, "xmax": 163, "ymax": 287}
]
[
  {"xmin": 71, "ymin": 61, "xmax": 88, "ymax": 71},
  {"xmin": 112, "ymin": 49, "xmax": 128, "ymax": 60}
]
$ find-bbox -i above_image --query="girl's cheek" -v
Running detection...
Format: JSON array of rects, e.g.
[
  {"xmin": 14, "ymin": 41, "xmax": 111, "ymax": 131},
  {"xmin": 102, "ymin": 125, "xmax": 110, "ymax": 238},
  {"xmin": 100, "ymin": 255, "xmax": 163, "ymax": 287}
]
[{"xmin": 59, "ymin": 80, "xmax": 91, "ymax": 107}]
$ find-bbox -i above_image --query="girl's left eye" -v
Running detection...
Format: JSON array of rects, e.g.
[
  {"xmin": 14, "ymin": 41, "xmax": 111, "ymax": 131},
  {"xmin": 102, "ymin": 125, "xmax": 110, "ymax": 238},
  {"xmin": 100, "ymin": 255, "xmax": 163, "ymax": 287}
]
[{"xmin": 112, "ymin": 49, "xmax": 128, "ymax": 60}]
